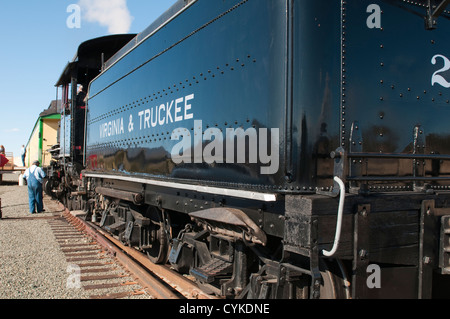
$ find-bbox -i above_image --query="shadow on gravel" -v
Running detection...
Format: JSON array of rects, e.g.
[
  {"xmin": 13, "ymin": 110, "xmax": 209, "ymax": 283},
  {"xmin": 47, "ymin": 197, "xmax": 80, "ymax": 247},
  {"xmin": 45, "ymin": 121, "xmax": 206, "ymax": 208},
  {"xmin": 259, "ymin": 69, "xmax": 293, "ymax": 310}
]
[
  {"xmin": 0, "ymin": 180, "xmax": 19, "ymax": 186},
  {"xmin": 1, "ymin": 216, "xmax": 60, "ymax": 221}
]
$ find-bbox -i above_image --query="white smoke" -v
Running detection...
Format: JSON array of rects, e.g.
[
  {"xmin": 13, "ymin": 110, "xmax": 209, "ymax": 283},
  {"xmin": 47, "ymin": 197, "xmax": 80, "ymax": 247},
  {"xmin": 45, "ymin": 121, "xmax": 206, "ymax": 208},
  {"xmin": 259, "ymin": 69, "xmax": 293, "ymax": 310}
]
[{"xmin": 77, "ymin": 0, "xmax": 134, "ymax": 34}]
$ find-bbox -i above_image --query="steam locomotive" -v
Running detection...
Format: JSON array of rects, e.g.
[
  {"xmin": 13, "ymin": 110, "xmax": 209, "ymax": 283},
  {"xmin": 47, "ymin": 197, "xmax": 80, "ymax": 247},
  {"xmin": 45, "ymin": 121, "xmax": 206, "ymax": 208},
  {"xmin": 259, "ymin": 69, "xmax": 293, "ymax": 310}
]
[{"xmin": 45, "ymin": 0, "xmax": 450, "ymax": 298}]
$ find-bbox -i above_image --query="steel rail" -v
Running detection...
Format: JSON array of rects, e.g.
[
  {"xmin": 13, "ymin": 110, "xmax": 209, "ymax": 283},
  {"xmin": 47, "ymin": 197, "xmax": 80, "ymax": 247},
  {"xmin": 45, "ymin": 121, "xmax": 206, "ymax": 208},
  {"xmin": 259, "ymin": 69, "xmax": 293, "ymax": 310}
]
[
  {"xmin": 62, "ymin": 208, "xmax": 179, "ymax": 299},
  {"xmin": 61, "ymin": 206, "xmax": 218, "ymax": 299},
  {"xmin": 90, "ymin": 222, "xmax": 218, "ymax": 300}
]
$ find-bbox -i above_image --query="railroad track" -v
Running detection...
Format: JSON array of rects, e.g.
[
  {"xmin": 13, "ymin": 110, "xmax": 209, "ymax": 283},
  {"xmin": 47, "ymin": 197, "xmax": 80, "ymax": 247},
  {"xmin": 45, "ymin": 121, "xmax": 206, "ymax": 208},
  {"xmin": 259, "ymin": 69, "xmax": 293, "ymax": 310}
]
[
  {"xmin": 49, "ymin": 213, "xmax": 148, "ymax": 299},
  {"xmin": 57, "ymin": 205, "xmax": 217, "ymax": 300}
]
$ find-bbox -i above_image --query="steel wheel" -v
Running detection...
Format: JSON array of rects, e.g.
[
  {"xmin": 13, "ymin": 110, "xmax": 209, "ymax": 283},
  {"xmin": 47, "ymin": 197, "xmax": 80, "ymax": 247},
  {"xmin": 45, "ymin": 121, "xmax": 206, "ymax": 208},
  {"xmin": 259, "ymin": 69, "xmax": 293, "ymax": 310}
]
[{"xmin": 319, "ymin": 259, "xmax": 351, "ymax": 299}]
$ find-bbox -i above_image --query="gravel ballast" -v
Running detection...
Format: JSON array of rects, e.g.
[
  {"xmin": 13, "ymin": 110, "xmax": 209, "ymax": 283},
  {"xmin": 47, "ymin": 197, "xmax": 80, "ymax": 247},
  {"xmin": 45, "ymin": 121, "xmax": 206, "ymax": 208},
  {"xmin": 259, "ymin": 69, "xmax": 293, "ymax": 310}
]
[{"xmin": 0, "ymin": 172, "xmax": 150, "ymax": 299}]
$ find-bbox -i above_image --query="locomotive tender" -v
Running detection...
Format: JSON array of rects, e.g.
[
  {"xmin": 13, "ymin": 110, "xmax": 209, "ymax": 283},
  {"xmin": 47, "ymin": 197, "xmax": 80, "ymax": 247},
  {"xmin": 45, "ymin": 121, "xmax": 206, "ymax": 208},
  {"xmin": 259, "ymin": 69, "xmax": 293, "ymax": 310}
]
[{"xmin": 47, "ymin": 0, "xmax": 450, "ymax": 298}]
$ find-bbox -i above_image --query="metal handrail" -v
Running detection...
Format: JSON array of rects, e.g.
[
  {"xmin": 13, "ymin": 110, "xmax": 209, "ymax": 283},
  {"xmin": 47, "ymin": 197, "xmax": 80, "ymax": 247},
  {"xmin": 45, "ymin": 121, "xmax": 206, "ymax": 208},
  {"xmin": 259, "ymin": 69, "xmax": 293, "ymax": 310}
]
[
  {"xmin": 347, "ymin": 151, "xmax": 450, "ymax": 182},
  {"xmin": 322, "ymin": 176, "xmax": 345, "ymax": 257},
  {"xmin": 348, "ymin": 152, "xmax": 450, "ymax": 161}
]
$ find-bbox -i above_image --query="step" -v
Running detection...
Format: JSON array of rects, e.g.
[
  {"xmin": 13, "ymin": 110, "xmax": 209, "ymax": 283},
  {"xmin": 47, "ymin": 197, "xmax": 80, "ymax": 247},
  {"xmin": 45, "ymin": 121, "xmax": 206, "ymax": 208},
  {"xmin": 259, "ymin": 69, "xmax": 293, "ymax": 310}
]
[
  {"xmin": 190, "ymin": 258, "xmax": 233, "ymax": 284},
  {"xmin": 104, "ymin": 221, "xmax": 126, "ymax": 233}
]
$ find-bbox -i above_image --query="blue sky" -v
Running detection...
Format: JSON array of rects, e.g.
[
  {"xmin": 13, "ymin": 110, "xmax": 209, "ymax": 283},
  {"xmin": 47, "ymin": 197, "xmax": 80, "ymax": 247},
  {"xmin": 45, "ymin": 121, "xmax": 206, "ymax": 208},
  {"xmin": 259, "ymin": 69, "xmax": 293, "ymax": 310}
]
[{"xmin": 0, "ymin": 0, "xmax": 177, "ymax": 159}]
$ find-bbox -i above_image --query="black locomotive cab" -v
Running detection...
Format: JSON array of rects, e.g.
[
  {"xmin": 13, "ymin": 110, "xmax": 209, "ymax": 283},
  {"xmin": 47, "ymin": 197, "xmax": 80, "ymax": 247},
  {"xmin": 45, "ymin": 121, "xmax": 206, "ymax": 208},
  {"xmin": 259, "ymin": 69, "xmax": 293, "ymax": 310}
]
[{"xmin": 46, "ymin": 35, "xmax": 136, "ymax": 205}]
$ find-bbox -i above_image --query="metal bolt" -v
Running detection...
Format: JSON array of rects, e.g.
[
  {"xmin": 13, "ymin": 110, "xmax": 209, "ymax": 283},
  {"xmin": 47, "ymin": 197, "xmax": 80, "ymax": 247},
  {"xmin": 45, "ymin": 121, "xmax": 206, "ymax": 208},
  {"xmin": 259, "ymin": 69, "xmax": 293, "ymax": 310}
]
[{"xmin": 359, "ymin": 249, "xmax": 368, "ymax": 260}]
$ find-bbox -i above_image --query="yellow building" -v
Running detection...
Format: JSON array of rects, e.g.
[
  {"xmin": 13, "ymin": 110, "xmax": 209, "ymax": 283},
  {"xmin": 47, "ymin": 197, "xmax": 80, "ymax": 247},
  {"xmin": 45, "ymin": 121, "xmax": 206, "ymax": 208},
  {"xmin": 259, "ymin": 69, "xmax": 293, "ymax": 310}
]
[{"xmin": 25, "ymin": 100, "xmax": 61, "ymax": 167}]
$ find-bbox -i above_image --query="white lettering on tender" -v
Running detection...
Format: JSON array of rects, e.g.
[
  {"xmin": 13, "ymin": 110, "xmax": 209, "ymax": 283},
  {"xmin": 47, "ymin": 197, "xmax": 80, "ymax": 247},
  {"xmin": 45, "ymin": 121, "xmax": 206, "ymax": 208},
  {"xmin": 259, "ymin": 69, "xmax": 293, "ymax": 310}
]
[
  {"xmin": 99, "ymin": 117, "xmax": 124, "ymax": 139},
  {"xmin": 100, "ymin": 94, "xmax": 195, "ymax": 140}
]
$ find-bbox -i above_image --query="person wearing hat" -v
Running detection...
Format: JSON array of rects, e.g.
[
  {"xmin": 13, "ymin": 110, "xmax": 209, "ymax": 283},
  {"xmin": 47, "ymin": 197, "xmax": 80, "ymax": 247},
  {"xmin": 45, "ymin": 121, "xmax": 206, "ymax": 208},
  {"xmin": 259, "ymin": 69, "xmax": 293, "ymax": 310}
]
[{"xmin": 23, "ymin": 160, "xmax": 46, "ymax": 214}]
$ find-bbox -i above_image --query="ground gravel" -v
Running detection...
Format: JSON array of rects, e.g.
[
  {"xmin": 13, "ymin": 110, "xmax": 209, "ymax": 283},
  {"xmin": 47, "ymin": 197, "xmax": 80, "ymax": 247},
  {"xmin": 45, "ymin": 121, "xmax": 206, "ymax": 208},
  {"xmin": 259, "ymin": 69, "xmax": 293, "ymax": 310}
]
[{"xmin": 0, "ymin": 172, "xmax": 150, "ymax": 299}]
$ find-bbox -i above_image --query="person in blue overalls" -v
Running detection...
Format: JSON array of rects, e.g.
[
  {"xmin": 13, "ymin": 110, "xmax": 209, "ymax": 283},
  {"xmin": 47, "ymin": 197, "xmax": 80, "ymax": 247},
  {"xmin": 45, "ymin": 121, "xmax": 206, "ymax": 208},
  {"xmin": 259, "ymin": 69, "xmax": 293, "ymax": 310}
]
[{"xmin": 23, "ymin": 160, "xmax": 46, "ymax": 214}]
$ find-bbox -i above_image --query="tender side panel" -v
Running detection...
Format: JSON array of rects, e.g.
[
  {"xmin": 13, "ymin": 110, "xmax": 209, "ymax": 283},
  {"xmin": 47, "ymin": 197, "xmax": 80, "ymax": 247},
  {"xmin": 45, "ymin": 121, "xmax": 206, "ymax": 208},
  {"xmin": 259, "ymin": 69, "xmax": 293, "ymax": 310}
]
[{"xmin": 86, "ymin": 0, "xmax": 288, "ymax": 190}]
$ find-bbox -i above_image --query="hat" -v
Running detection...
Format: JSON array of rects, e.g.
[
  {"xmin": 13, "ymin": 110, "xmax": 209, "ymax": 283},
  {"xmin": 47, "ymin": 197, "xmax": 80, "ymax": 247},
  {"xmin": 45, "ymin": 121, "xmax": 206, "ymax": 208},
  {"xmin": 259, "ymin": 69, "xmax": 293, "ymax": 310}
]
[{"xmin": 33, "ymin": 160, "xmax": 40, "ymax": 166}]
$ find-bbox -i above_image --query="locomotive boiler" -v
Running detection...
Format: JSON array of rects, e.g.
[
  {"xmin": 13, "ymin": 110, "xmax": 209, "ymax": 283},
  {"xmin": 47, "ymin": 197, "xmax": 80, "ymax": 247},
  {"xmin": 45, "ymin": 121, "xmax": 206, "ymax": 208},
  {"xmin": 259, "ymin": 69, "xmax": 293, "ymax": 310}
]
[{"xmin": 48, "ymin": 0, "xmax": 450, "ymax": 298}]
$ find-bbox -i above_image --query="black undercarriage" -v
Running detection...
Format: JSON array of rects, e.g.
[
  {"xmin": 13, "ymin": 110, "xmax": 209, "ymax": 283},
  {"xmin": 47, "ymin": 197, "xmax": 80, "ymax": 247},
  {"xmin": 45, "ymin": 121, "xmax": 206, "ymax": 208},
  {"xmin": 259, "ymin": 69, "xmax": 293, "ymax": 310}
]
[{"xmin": 43, "ymin": 171, "xmax": 450, "ymax": 299}]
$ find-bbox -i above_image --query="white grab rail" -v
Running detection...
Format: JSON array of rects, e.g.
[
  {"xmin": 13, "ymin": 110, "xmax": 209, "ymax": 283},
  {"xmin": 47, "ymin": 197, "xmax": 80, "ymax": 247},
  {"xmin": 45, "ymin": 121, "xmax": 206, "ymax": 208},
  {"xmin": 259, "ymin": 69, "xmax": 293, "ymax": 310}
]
[{"xmin": 322, "ymin": 176, "xmax": 345, "ymax": 257}]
